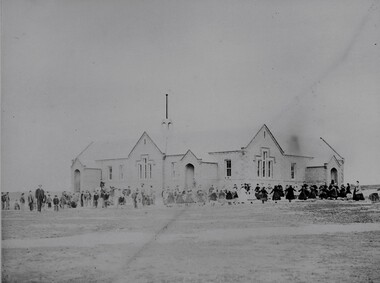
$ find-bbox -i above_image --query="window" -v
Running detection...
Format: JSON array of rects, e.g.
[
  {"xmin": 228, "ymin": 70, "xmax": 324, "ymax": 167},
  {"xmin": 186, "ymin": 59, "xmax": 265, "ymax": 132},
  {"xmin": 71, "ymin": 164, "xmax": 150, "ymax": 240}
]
[
  {"xmin": 138, "ymin": 155, "xmax": 153, "ymax": 180},
  {"xmin": 143, "ymin": 158, "xmax": 147, "ymax": 179},
  {"xmin": 172, "ymin": 162, "xmax": 176, "ymax": 178},
  {"xmin": 291, "ymin": 163, "xmax": 296, "ymax": 179},
  {"xmin": 225, "ymin": 160, "xmax": 232, "ymax": 177},
  {"xmin": 119, "ymin": 165, "xmax": 124, "ymax": 180},
  {"xmin": 256, "ymin": 149, "xmax": 274, "ymax": 179},
  {"xmin": 262, "ymin": 151, "xmax": 267, "ymax": 177},
  {"xmin": 262, "ymin": 161, "xmax": 266, "ymax": 177},
  {"xmin": 257, "ymin": 160, "xmax": 261, "ymax": 177},
  {"xmin": 268, "ymin": 161, "xmax": 272, "ymax": 178},
  {"xmin": 108, "ymin": 166, "xmax": 112, "ymax": 180},
  {"xmin": 139, "ymin": 164, "xmax": 143, "ymax": 179}
]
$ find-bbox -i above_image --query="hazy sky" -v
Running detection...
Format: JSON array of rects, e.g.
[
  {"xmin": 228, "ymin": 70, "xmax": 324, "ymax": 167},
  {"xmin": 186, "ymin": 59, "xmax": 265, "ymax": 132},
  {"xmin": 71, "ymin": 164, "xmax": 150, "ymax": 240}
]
[{"xmin": 2, "ymin": 0, "xmax": 380, "ymax": 192}]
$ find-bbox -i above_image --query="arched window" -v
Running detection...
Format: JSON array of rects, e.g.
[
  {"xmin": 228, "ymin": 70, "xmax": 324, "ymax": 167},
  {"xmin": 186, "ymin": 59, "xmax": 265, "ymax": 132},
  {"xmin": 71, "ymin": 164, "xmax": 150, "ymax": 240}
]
[{"xmin": 256, "ymin": 149, "xmax": 274, "ymax": 179}]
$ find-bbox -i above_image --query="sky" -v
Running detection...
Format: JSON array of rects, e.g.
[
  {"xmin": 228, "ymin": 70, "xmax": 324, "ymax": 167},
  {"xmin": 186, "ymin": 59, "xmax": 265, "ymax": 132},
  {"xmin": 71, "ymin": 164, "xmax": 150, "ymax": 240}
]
[{"xmin": 2, "ymin": 0, "xmax": 380, "ymax": 192}]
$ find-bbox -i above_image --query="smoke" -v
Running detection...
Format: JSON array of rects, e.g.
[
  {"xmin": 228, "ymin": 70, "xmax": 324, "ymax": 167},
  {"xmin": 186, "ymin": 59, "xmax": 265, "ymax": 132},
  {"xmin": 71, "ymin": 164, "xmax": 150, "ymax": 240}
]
[{"xmin": 289, "ymin": 135, "xmax": 301, "ymax": 155}]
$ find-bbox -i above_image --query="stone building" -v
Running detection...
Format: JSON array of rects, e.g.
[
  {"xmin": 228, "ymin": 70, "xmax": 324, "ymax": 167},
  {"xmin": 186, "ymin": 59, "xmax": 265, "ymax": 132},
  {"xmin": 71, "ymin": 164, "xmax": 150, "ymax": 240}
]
[{"xmin": 71, "ymin": 123, "xmax": 344, "ymax": 195}]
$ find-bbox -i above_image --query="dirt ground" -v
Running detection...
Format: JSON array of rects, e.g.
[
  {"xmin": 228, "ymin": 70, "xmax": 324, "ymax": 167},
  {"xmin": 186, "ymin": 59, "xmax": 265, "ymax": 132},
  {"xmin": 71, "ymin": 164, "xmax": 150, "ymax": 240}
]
[{"xmin": 2, "ymin": 198, "xmax": 380, "ymax": 283}]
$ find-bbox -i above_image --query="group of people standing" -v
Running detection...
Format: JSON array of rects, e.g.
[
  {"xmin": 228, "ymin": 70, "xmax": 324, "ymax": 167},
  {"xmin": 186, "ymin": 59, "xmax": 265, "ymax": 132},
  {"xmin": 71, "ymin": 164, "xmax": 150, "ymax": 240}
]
[
  {"xmin": 160, "ymin": 180, "xmax": 367, "ymax": 207},
  {"xmin": 3, "ymin": 180, "xmax": 367, "ymax": 212},
  {"xmin": 2, "ymin": 185, "xmax": 60, "ymax": 212}
]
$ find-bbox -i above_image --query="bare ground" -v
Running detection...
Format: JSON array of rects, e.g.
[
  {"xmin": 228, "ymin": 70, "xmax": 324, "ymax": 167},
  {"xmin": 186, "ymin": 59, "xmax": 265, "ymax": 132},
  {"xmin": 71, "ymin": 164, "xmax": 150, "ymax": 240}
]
[{"xmin": 2, "ymin": 199, "xmax": 380, "ymax": 283}]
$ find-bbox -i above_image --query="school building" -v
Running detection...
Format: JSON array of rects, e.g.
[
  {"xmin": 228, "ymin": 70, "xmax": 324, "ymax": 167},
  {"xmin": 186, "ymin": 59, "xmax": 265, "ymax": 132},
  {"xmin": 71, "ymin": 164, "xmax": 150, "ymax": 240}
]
[{"xmin": 71, "ymin": 122, "xmax": 344, "ymax": 195}]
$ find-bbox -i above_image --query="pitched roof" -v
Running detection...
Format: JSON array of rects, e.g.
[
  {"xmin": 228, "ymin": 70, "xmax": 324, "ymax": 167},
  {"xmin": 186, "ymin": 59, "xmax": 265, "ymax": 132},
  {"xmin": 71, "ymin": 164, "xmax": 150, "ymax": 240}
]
[
  {"xmin": 244, "ymin": 124, "xmax": 285, "ymax": 154},
  {"xmin": 127, "ymin": 132, "xmax": 163, "ymax": 158},
  {"xmin": 75, "ymin": 138, "xmax": 137, "ymax": 168},
  {"xmin": 74, "ymin": 124, "xmax": 342, "ymax": 168}
]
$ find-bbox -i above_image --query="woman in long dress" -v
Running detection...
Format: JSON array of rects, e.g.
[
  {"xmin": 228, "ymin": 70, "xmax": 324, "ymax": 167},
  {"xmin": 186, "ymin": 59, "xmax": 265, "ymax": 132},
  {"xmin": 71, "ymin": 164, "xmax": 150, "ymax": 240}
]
[
  {"xmin": 226, "ymin": 190, "xmax": 233, "ymax": 205},
  {"xmin": 353, "ymin": 181, "xmax": 365, "ymax": 201},
  {"xmin": 166, "ymin": 190, "xmax": 175, "ymax": 206},
  {"xmin": 308, "ymin": 185, "xmax": 318, "ymax": 199},
  {"xmin": 176, "ymin": 190, "xmax": 185, "ymax": 205},
  {"xmin": 270, "ymin": 185, "xmax": 281, "ymax": 203},
  {"xmin": 218, "ymin": 189, "xmax": 226, "ymax": 205},
  {"xmin": 285, "ymin": 185, "xmax": 296, "ymax": 202},
  {"xmin": 238, "ymin": 185, "xmax": 248, "ymax": 204},
  {"xmin": 298, "ymin": 185, "xmax": 308, "ymax": 200},
  {"xmin": 260, "ymin": 187, "xmax": 268, "ymax": 204},
  {"xmin": 184, "ymin": 190, "xmax": 195, "ymax": 205},
  {"xmin": 209, "ymin": 189, "xmax": 218, "ymax": 206},
  {"xmin": 196, "ymin": 190, "xmax": 206, "ymax": 205},
  {"xmin": 255, "ymin": 184, "xmax": 261, "ymax": 200},
  {"xmin": 319, "ymin": 185, "xmax": 328, "ymax": 199}
]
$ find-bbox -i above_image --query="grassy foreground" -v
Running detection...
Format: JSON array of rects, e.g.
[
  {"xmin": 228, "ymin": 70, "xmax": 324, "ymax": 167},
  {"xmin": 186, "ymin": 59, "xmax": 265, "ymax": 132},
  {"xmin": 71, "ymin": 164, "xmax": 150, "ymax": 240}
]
[{"xmin": 2, "ymin": 199, "xmax": 380, "ymax": 283}]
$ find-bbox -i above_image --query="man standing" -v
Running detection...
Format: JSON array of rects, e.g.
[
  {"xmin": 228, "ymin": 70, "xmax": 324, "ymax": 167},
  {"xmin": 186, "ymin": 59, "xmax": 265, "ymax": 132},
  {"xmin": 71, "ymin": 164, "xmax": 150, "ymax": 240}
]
[
  {"xmin": 132, "ymin": 188, "xmax": 139, "ymax": 209},
  {"xmin": 20, "ymin": 193, "xmax": 26, "ymax": 212},
  {"xmin": 5, "ymin": 193, "xmax": 10, "ymax": 210},
  {"xmin": 35, "ymin": 185, "xmax": 45, "ymax": 212}
]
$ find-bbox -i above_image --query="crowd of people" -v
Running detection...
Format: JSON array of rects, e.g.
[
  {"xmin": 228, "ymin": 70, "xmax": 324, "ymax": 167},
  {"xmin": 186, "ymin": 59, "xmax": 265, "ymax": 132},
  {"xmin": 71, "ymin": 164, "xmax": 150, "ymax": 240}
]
[
  {"xmin": 159, "ymin": 180, "xmax": 366, "ymax": 207},
  {"xmin": 1, "ymin": 180, "xmax": 369, "ymax": 212}
]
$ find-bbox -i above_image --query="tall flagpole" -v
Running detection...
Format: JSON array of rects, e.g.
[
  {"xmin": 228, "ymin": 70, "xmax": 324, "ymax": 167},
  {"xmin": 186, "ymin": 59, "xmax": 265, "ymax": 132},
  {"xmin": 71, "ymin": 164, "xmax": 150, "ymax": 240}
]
[
  {"xmin": 162, "ymin": 94, "xmax": 172, "ymax": 154},
  {"xmin": 161, "ymin": 94, "xmax": 172, "ymax": 191}
]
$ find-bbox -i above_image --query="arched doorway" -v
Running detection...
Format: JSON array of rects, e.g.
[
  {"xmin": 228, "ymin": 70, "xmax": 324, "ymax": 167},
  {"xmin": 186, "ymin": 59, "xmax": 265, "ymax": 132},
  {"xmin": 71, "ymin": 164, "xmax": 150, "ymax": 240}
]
[
  {"xmin": 185, "ymin": 163, "xmax": 195, "ymax": 189},
  {"xmin": 330, "ymin": 168, "xmax": 338, "ymax": 185},
  {"xmin": 74, "ymin": 169, "xmax": 81, "ymax": 192}
]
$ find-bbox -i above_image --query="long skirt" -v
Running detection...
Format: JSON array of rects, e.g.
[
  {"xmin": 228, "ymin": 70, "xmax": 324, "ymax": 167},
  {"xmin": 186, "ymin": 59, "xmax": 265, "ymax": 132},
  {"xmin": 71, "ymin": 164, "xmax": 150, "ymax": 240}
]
[
  {"xmin": 255, "ymin": 192, "xmax": 261, "ymax": 200},
  {"xmin": 272, "ymin": 191, "xmax": 281, "ymax": 201},
  {"xmin": 197, "ymin": 194, "xmax": 206, "ymax": 204},
  {"xmin": 298, "ymin": 191, "xmax": 307, "ymax": 200},
  {"xmin": 176, "ymin": 195, "xmax": 185, "ymax": 204},
  {"xmin": 285, "ymin": 191, "xmax": 295, "ymax": 200},
  {"xmin": 319, "ymin": 191, "xmax": 328, "ymax": 199},
  {"xmin": 209, "ymin": 193, "xmax": 217, "ymax": 202},
  {"xmin": 353, "ymin": 193, "xmax": 365, "ymax": 201},
  {"xmin": 259, "ymin": 193, "xmax": 268, "ymax": 202},
  {"xmin": 167, "ymin": 194, "xmax": 175, "ymax": 205},
  {"xmin": 185, "ymin": 194, "xmax": 195, "ymax": 204},
  {"xmin": 308, "ymin": 191, "xmax": 317, "ymax": 199}
]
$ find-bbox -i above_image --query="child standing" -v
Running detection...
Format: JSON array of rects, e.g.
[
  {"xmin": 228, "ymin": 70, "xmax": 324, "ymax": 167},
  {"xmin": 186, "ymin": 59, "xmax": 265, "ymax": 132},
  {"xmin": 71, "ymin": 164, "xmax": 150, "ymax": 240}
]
[{"xmin": 53, "ymin": 195, "xmax": 60, "ymax": 211}]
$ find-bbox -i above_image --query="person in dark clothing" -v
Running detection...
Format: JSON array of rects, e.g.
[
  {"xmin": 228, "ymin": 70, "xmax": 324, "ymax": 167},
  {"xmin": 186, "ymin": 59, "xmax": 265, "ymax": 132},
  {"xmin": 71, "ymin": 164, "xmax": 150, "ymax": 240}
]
[
  {"xmin": 285, "ymin": 185, "xmax": 296, "ymax": 202},
  {"xmin": 298, "ymin": 185, "xmax": 308, "ymax": 200},
  {"xmin": 93, "ymin": 191, "xmax": 99, "ymax": 208},
  {"xmin": 339, "ymin": 185, "xmax": 347, "ymax": 198},
  {"xmin": 80, "ymin": 192, "xmax": 84, "ymax": 207},
  {"xmin": 35, "ymin": 185, "xmax": 45, "ymax": 212},
  {"xmin": 53, "ymin": 195, "xmax": 60, "ymax": 211},
  {"xmin": 346, "ymin": 183, "xmax": 352, "ymax": 195},
  {"xmin": 255, "ymin": 184, "xmax": 261, "ymax": 200},
  {"xmin": 104, "ymin": 191, "xmax": 110, "ymax": 208},
  {"xmin": 28, "ymin": 191, "xmax": 35, "ymax": 211},
  {"xmin": 278, "ymin": 184, "xmax": 284, "ymax": 197},
  {"xmin": 309, "ymin": 185, "xmax": 318, "ymax": 199},
  {"xmin": 226, "ymin": 190, "xmax": 233, "ymax": 205},
  {"xmin": 270, "ymin": 185, "xmax": 281, "ymax": 203},
  {"xmin": 260, "ymin": 187, "xmax": 268, "ymax": 204},
  {"xmin": 329, "ymin": 183, "xmax": 338, "ymax": 200},
  {"xmin": 319, "ymin": 184, "xmax": 328, "ymax": 199}
]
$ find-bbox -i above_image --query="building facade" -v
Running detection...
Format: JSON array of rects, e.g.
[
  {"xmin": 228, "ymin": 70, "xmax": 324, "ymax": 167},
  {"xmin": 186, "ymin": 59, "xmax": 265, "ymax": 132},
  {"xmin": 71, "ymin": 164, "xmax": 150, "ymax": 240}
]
[{"xmin": 71, "ymin": 124, "xmax": 344, "ymax": 195}]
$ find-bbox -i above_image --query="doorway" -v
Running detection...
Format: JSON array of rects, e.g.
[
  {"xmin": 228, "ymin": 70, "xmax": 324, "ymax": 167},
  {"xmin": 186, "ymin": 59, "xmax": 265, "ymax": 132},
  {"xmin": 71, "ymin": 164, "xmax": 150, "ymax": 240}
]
[
  {"xmin": 74, "ymin": 169, "xmax": 81, "ymax": 192},
  {"xmin": 185, "ymin": 163, "xmax": 195, "ymax": 189},
  {"xmin": 330, "ymin": 168, "xmax": 338, "ymax": 185}
]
